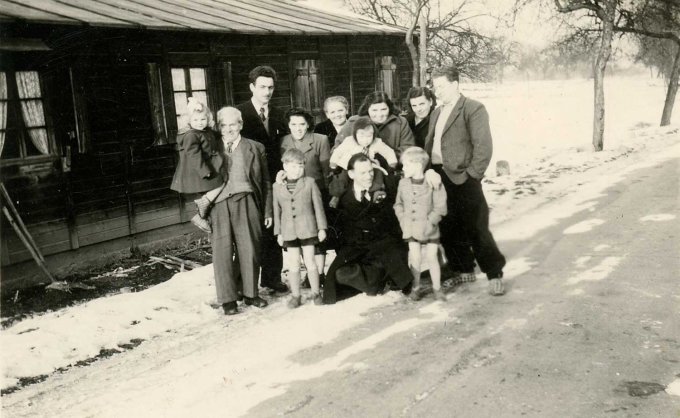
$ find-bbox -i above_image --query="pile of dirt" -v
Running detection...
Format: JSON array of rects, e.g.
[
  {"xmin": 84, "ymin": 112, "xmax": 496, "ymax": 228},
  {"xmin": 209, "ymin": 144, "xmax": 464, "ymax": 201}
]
[{"xmin": 1, "ymin": 239, "xmax": 213, "ymax": 329}]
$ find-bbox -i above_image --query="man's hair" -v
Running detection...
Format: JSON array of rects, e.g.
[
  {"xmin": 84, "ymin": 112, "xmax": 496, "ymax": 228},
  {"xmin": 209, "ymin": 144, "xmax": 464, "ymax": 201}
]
[
  {"xmin": 284, "ymin": 107, "xmax": 314, "ymax": 130},
  {"xmin": 281, "ymin": 148, "xmax": 305, "ymax": 164},
  {"xmin": 248, "ymin": 65, "xmax": 277, "ymax": 84},
  {"xmin": 406, "ymin": 86, "xmax": 437, "ymax": 108},
  {"xmin": 357, "ymin": 91, "xmax": 400, "ymax": 118},
  {"xmin": 431, "ymin": 66, "xmax": 460, "ymax": 83},
  {"xmin": 323, "ymin": 96, "xmax": 349, "ymax": 112},
  {"xmin": 351, "ymin": 116, "xmax": 376, "ymax": 140},
  {"xmin": 347, "ymin": 152, "xmax": 371, "ymax": 170},
  {"xmin": 216, "ymin": 106, "xmax": 243, "ymax": 126},
  {"xmin": 400, "ymin": 146, "xmax": 430, "ymax": 167}
]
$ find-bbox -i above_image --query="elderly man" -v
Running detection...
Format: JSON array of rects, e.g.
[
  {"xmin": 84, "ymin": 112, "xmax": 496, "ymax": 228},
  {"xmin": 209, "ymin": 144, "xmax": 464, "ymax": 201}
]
[
  {"xmin": 322, "ymin": 153, "xmax": 413, "ymax": 304},
  {"xmin": 236, "ymin": 65, "xmax": 289, "ymax": 294},
  {"xmin": 426, "ymin": 65, "xmax": 506, "ymax": 296},
  {"xmin": 211, "ymin": 106, "xmax": 272, "ymax": 315}
]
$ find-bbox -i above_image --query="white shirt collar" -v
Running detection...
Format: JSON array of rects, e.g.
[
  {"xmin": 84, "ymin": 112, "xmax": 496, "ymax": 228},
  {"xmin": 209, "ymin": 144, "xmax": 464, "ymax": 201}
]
[
  {"xmin": 353, "ymin": 182, "xmax": 370, "ymax": 202},
  {"xmin": 251, "ymin": 97, "xmax": 269, "ymax": 116},
  {"xmin": 223, "ymin": 135, "xmax": 241, "ymax": 150}
]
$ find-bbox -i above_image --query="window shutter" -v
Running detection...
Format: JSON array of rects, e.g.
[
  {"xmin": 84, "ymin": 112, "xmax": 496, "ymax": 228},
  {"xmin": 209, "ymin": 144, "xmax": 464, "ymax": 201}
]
[
  {"xmin": 145, "ymin": 63, "xmax": 168, "ymax": 146},
  {"xmin": 217, "ymin": 61, "xmax": 234, "ymax": 107}
]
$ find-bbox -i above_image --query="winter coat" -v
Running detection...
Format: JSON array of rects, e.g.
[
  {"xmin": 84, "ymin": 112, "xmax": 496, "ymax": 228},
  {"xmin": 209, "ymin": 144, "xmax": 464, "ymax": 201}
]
[
  {"xmin": 273, "ymin": 177, "xmax": 328, "ymax": 241},
  {"xmin": 280, "ymin": 132, "xmax": 331, "ymax": 190},
  {"xmin": 424, "ymin": 95, "xmax": 493, "ymax": 184},
  {"xmin": 236, "ymin": 101, "xmax": 288, "ymax": 176},
  {"xmin": 170, "ymin": 128, "xmax": 224, "ymax": 193},
  {"xmin": 313, "ymin": 118, "xmax": 343, "ymax": 149},
  {"xmin": 215, "ymin": 137, "xmax": 273, "ymax": 220},
  {"xmin": 405, "ymin": 112, "xmax": 432, "ymax": 148},
  {"xmin": 393, "ymin": 178, "xmax": 447, "ymax": 241}
]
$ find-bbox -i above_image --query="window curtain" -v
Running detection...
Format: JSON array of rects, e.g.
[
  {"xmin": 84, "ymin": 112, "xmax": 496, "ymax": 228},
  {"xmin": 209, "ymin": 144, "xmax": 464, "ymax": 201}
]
[
  {"xmin": 0, "ymin": 72, "xmax": 6, "ymax": 155},
  {"xmin": 16, "ymin": 71, "xmax": 49, "ymax": 155}
]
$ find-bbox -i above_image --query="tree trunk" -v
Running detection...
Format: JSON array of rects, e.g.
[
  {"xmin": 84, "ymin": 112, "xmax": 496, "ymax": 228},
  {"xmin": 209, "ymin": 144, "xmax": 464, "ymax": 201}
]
[
  {"xmin": 591, "ymin": 1, "xmax": 615, "ymax": 151},
  {"xmin": 660, "ymin": 43, "xmax": 680, "ymax": 126},
  {"xmin": 405, "ymin": 27, "xmax": 419, "ymax": 87},
  {"xmin": 419, "ymin": 12, "xmax": 428, "ymax": 87}
]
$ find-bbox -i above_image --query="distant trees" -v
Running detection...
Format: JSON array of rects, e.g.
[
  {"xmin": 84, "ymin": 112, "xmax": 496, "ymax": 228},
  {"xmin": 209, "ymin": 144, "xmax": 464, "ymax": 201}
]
[
  {"xmin": 538, "ymin": 0, "xmax": 679, "ymax": 150},
  {"xmin": 346, "ymin": 0, "xmax": 502, "ymax": 83}
]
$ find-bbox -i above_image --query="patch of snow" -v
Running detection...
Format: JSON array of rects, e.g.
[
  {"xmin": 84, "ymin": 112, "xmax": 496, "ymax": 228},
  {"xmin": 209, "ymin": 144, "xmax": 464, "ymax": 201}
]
[
  {"xmin": 574, "ymin": 256, "xmax": 592, "ymax": 268},
  {"xmin": 666, "ymin": 378, "xmax": 680, "ymax": 397},
  {"xmin": 563, "ymin": 219, "xmax": 605, "ymax": 234},
  {"xmin": 639, "ymin": 213, "xmax": 676, "ymax": 222},
  {"xmin": 502, "ymin": 257, "xmax": 537, "ymax": 280},
  {"xmin": 594, "ymin": 244, "xmax": 611, "ymax": 251},
  {"xmin": 566, "ymin": 256, "xmax": 623, "ymax": 285}
]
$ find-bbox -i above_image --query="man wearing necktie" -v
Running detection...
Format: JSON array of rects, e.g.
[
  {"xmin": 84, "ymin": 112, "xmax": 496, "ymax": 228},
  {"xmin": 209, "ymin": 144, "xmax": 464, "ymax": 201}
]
[
  {"xmin": 426, "ymin": 65, "xmax": 506, "ymax": 296},
  {"xmin": 322, "ymin": 153, "xmax": 413, "ymax": 304},
  {"xmin": 210, "ymin": 107, "xmax": 273, "ymax": 315},
  {"xmin": 236, "ymin": 66, "xmax": 289, "ymax": 294}
]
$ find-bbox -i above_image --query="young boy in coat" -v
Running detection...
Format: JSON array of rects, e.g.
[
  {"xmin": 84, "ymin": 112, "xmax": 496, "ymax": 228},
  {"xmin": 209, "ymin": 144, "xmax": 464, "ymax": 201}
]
[
  {"xmin": 273, "ymin": 149, "xmax": 328, "ymax": 308},
  {"xmin": 394, "ymin": 147, "xmax": 448, "ymax": 301}
]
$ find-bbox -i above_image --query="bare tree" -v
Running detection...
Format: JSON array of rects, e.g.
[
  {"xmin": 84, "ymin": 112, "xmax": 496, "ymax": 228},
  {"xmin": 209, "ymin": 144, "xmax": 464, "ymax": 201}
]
[
  {"xmin": 531, "ymin": 0, "xmax": 679, "ymax": 151},
  {"xmin": 613, "ymin": 0, "xmax": 680, "ymax": 126},
  {"xmin": 346, "ymin": 0, "xmax": 498, "ymax": 84},
  {"xmin": 553, "ymin": 0, "xmax": 617, "ymax": 152}
]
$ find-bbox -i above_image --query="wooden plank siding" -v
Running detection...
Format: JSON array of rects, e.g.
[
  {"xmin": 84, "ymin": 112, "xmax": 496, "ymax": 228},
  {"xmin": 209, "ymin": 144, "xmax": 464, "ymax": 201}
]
[{"xmin": 0, "ymin": 25, "xmax": 412, "ymax": 270}]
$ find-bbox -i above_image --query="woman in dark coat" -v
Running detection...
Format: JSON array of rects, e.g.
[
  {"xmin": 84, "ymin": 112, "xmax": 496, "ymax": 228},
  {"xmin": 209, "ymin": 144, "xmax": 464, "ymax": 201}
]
[
  {"xmin": 313, "ymin": 96, "xmax": 349, "ymax": 149},
  {"xmin": 404, "ymin": 86, "xmax": 436, "ymax": 148}
]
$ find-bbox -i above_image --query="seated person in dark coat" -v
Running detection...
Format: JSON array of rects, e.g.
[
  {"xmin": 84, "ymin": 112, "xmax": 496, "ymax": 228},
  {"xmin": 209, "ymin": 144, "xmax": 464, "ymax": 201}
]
[{"xmin": 322, "ymin": 153, "xmax": 413, "ymax": 304}]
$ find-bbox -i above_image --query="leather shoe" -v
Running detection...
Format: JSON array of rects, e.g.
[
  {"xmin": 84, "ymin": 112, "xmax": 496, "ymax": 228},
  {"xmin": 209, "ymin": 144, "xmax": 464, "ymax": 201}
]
[
  {"xmin": 222, "ymin": 302, "xmax": 238, "ymax": 315},
  {"xmin": 243, "ymin": 296, "xmax": 268, "ymax": 308},
  {"xmin": 264, "ymin": 281, "xmax": 289, "ymax": 294}
]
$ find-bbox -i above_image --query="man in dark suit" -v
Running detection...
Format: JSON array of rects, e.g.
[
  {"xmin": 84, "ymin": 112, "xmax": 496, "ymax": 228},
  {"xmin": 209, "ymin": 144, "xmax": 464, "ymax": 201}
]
[
  {"xmin": 426, "ymin": 65, "xmax": 506, "ymax": 296},
  {"xmin": 322, "ymin": 154, "xmax": 413, "ymax": 304},
  {"xmin": 236, "ymin": 66, "xmax": 289, "ymax": 294}
]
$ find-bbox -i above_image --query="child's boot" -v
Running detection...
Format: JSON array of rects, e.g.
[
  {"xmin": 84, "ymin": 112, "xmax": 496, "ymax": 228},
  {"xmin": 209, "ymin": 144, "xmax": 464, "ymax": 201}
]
[
  {"xmin": 194, "ymin": 196, "xmax": 213, "ymax": 219},
  {"xmin": 409, "ymin": 287, "xmax": 422, "ymax": 301},
  {"xmin": 191, "ymin": 214, "xmax": 212, "ymax": 233},
  {"xmin": 433, "ymin": 289, "xmax": 447, "ymax": 302},
  {"xmin": 287, "ymin": 295, "xmax": 302, "ymax": 309},
  {"xmin": 311, "ymin": 292, "xmax": 323, "ymax": 305}
]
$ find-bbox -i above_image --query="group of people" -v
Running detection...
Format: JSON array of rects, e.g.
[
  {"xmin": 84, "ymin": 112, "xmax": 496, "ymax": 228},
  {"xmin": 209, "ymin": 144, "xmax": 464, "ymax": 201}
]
[{"xmin": 170, "ymin": 64, "xmax": 506, "ymax": 315}]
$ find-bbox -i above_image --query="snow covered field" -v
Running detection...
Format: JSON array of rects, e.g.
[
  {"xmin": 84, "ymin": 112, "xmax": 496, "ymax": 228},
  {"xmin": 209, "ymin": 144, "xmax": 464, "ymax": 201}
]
[{"xmin": 1, "ymin": 76, "xmax": 678, "ymax": 416}]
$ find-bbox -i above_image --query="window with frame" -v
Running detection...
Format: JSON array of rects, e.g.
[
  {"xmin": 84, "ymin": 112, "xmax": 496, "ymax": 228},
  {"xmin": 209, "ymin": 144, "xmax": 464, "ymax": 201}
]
[
  {"xmin": 171, "ymin": 67, "xmax": 209, "ymax": 130},
  {"xmin": 0, "ymin": 70, "xmax": 53, "ymax": 161}
]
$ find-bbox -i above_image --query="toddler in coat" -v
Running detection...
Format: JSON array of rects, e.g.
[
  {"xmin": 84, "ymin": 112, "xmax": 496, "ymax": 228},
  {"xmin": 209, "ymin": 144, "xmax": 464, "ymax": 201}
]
[
  {"xmin": 170, "ymin": 98, "xmax": 223, "ymax": 232},
  {"xmin": 394, "ymin": 147, "xmax": 448, "ymax": 301},
  {"xmin": 274, "ymin": 149, "xmax": 328, "ymax": 308}
]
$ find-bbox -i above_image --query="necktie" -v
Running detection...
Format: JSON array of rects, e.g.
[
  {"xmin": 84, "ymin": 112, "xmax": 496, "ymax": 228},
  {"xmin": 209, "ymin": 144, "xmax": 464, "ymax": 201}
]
[
  {"xmin": 361, "ymin": 189, "xmax": 370, "ymax": 204},
  {"xmin": 362, "ymin": 146, "xmax": 369, "ymax": 155},
  {"xmin": 259, "ymin": 107, "xmax": 266, "ymax": 122},
  {"xmin": 226, "ymin": 141, "xmax": 233, "ymax": 154}
]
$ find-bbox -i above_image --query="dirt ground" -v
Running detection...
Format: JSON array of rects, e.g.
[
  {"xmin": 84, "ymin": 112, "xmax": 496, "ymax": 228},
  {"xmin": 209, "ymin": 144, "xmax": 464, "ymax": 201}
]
[{"xmin": 0, "ymin": 237, "xmax": 213, "ymax": 329}]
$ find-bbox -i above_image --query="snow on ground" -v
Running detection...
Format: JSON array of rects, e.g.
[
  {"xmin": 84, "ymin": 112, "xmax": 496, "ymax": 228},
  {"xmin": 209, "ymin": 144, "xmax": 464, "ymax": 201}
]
[{"xmin": 1, "ymin": 76, "xmax": 679, "ymax": 399}]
